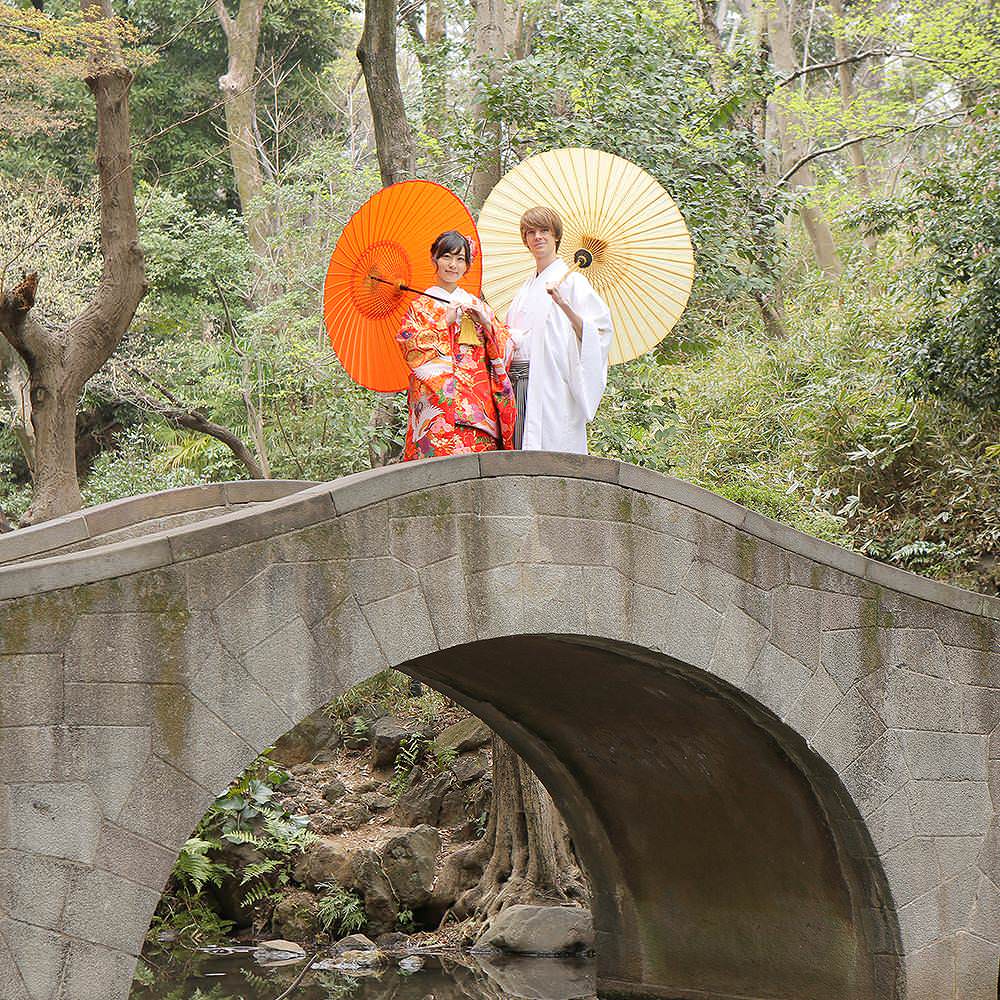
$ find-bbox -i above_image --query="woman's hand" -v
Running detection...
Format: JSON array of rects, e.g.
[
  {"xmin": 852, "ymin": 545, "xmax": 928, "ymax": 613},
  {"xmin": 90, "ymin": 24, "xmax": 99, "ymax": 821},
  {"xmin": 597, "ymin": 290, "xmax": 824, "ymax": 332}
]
[{"xmin": 445, "ymin": 304, "xmax": 460, "ymax": 327}]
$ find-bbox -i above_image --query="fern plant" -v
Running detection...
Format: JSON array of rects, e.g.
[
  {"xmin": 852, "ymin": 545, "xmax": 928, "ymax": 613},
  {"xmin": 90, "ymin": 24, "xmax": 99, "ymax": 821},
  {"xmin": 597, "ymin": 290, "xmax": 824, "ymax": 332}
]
[
  {"xmin": 315, "ymin": 882, "xmax": 367, "ymax": 937},
  {"xmin": 389, "ymin": 732, "xmax": 429, "ymax": 798}
]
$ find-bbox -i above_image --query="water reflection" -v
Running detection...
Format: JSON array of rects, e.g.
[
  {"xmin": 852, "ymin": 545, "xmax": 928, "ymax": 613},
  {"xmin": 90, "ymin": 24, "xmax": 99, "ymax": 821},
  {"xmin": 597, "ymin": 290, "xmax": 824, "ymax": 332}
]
[{"xmin": 132, "ymin": 951, "xmax": 597, "ymax": 1000}]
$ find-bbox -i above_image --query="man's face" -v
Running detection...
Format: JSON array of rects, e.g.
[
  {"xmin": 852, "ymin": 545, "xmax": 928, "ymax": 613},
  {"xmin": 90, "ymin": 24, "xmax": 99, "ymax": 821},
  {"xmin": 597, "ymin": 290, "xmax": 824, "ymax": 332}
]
[{"xmin": 523, "ymin": 226, "xmax": 557, "ymax": 262}]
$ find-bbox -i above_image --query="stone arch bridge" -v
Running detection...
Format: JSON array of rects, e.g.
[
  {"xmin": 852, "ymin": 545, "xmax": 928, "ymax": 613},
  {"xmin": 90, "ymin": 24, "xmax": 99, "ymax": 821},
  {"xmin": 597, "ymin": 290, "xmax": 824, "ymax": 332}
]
[{"xmin": 0, "ymin": 454, "xmax": 997, "ymax": 1000}]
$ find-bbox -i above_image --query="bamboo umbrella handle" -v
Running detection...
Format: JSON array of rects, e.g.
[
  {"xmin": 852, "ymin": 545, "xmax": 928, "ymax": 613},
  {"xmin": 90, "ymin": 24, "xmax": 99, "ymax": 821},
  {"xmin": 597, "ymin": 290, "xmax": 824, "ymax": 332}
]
[{"xmin": 551, "ymin": 248, "xmax": 595, "ymax": 290}]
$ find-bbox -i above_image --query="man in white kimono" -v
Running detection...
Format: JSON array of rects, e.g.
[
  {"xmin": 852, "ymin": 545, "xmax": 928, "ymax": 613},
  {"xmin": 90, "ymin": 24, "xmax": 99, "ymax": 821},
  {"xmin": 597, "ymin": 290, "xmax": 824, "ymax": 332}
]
[{"xmin": 505, "ymin": 206, "xmax": 613, "ymax": 454}]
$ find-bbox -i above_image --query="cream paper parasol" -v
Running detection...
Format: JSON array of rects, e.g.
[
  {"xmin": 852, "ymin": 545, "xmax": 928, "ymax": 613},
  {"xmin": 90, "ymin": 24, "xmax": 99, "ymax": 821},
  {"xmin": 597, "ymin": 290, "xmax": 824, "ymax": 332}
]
[{"xmin": 477, "ymin": 148, "xmax": 695, "ymax": 365}]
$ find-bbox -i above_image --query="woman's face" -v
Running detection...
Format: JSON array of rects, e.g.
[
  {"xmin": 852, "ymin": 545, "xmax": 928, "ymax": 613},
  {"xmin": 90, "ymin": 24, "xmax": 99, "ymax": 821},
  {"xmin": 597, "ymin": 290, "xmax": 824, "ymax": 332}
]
[
  {"xmin": 523, "ymin": 226, "xmax": 557, "ymax": 263},
  {"xmin": 433, "ymin": 249, "xmax": 468, "ymax": 288}
]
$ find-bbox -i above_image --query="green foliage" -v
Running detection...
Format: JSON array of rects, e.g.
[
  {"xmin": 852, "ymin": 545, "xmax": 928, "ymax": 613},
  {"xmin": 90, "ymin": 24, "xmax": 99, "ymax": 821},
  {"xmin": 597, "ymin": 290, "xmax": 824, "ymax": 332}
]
[
  {"xmin": 851, "ymin": 106, "xmax": 1000, "ymax": 411},
  {"xmin": 390, "ymin": 732, "xmax": 431, "ymax": 798},
  {"xmin": 315, "ymin": 882, "xmax": 367, "ymax": 937}
]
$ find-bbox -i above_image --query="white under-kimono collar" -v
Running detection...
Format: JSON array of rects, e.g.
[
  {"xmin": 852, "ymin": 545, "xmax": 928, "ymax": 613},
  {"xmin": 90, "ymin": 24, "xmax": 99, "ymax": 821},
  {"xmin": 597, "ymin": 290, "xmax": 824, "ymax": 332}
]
[{"xmin": 533, "ymin": 259, "xmax": 566, "ymax": 282}]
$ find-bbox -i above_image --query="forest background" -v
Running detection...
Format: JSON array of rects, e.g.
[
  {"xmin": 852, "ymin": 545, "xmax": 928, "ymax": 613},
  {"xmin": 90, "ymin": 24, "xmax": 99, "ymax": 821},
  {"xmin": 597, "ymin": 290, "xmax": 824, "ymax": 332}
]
[{"xmin": 1, "ymin": 0, "xmax": 998, "ymax": 592}]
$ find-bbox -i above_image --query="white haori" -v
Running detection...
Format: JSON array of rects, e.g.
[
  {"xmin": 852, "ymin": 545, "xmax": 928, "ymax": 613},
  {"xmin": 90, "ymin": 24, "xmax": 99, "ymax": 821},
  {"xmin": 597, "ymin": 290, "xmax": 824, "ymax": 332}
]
[{"xmin": 506, "ymin": 258, "xmax": 613, "ymax": 454}]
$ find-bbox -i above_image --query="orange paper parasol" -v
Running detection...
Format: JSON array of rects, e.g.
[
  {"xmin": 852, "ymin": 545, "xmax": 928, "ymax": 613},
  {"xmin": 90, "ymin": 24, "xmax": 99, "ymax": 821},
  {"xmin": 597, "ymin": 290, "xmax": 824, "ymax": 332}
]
[{"xmin": 324, "ymin": 180, "xmax": 483, "ymax": 392}]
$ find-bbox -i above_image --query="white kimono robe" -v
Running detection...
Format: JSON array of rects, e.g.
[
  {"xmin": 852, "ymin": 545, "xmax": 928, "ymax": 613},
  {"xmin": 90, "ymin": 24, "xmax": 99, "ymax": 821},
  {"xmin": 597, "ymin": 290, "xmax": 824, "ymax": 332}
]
[{"xmin": 506, "ymin": 258, "xmax": 613, "ymax": 454}]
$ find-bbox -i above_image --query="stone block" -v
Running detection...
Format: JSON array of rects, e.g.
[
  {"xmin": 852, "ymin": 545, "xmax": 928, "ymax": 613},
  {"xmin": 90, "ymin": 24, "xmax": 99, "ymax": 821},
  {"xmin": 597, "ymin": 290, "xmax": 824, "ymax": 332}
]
[
  {"xmin": 1, "ymin": 917, "xmax": 69, "ymax": 1000},
  {"xmin": 618, "ymin": 464, "xmax": 746, "ymax": 530},
  {"xmin": 4, "ymin": 783, "xmax": 102, "ymax": 862},
  {"xmin": 182, "ymin": 539, "xmax": 274, "ymax": 610},
  {"xmin": 0, "ymin": 926, "xmax": 32, "ymax": 1000},
  {"xmin": 768, "ymin": 585, "xmax": 823, "ymax": 671},
  {"xmin": 881, "ymin": 836, "xmax": 941, "ymax": 907},
  {"xmin": 525, "ymin": 476, "xmax": 631, "ymax": 522},
  {"xmin": 682, "ymin": 559, "xmax": 771, "ymax": 626},
  {"xmin": 955, "ymin": 931, "xmax": 1000, "ymax": 1000},
  {"xmin": 0, "ymin": 850, "xmax": 77, "ymax": 931},
  {"xmin": 934, "ymin": 836, "xmax": 983, "ymax": 880},
  {"xmin": 418, "ymin": 556, "xmax": 476, "ymax": 650},
  {"xmin": 346, "ymin": 556, "xmax": 419, "ymax": 606},
  {"xmin": 784, "ymin": 666, "xmax": 843, "ymax": 743},
  {"xmin": 94, "ymin": 822, "xmax": 177, "ymax": 892},
  {"xmin": 146, "ymin": 691, "xmax": 255, "ymax": 797},
  {"xmin": 167, "ymin": 487, "xmax": 335, "ymax": 562},
  {"xmin": 187, "ymin": 647, "xmax": 294, "ymax": 752},
  {"xmin": 902, "ymin": 732, "xmax": 988, "ymax": 781},
  {"xmin": 475, "ymin": 475, "xmax": 533, "ymax": 517},
  {"xmin": 0, "ymin": 726, "xmax": 59, "ymax": 783},
  {"xmin": 522, "ymin": 515, "xmax": 613, "ymax": 567},
  {"xmin": 389, "ymin": 512, "xmax": 470, "ymax": 568},
  {"xmin": 899, "ymin": 869, "xmax": 980, "ymax": 953},
  {"xmin": 362, "ymin": 587, "xmax": 438, "ymax": 667},
  {"xmin": 57, "ymin": 937, "xmax": 140, "ymax": 1000},
  {"xmin": 0, "ymin": 590, "xmax": 79, "ymax": 655},
  {"xmin": 221, "ymin": 479, "xmax": 314, "ymax": 505},
  {"xmin": 842, "ymin": 730, "xmax": 910, "ymax": 817},
  {"xmin": 961, "ymin": 686, "xmax": 1000, "ymax": 734},
  {"xmin": 811, "ymin": 688, "xmax": 886, "ymax": 772},
  {"xmin": 860, "ymin": 666, "xmax": 963, "ymax": 731},
  {"xmin": 61, "ymin": 868, "xmax": 160, "ymax": 952},
  {"xmin": 581, "ymin": 566, "xmax": 634, "ymax": 643},
  {"xmin": 241, "ymin": 616, "xmax": 333, "ymax": 725},
  {"xmin": 903, "ymin": 939, "xmax": 958, "ymax": 999},
  {"xmin": 910, "ymin": 781, "xmax": 992, "ymax": 838},
  {"xmin": 970, "ymin": 873, "xmax": 1000, "ymax": 944},
  {"xmin": 663, "ymin": 589, "xmax": 723, "ymax": 671},
  {"xmin": 946, "ymin": 645, "xmax": 1000, "ymax": 686},
  {"xmin": 933, "ymin": 610, "xmax": 998, "ymax": 651},
  {"xmin": 458, "ymin": 515, "xmax": 532, "ymax": 572},
  {"xmin": 707, "ymin": 604, "xmax": 770, "ymax": 689},
  {"xmin": 694, "ymin": 520, "xmax": 788, "ymax": 591},
  {"xmin": 214, "ymin": 561, "xmax": 349, "ymax": 657},
  {"xmin": 0, "ymin": 654, "xmax": 63, "ymax": 725},
  {"xmin": 468, "ymin": 565, "xmax": 525, "ymax": 640},
  {"xmin": 611, "ymin": 524, "xmax": 695, "ymax": 593},
  {"xmin": 331, "ymin": 455, "xmax": 480, "ymax": 514},
  {"xmin": 387, "ymin": 481, "xmax": 477, "ymax": 518},
  {"xmin": 61, "ymin": 725, "xmax": 151, "ymax": 817},
  {"xmin": 479, "ymin": 450, "xmax": 618, "ymax": 483},
  {"xmin": 0, "ymin": 515, "xmax": 88, "ymax": 565},
  {"xmin": 117, "ymin": 756, "xmax": 215, "ymax": 851},
  {"xmin": 311, "ymin": 595, "xmax": 388, "ymax": 693},
  {"xmin": 521, "ymin": 563, "xmax": 588, "ymax": 635},
  {"xmin": 821, "ymin": 627, "xmax": 891, "ymax": 695},
  {"xmin": 630, "ymin": 583, "xmax": 677, "ymax": 657},
  {"xmin": 980, "ymin": 820, "xmax": 1000, "ymax": 887},
  {"xmin": 0, "ymin": 537, "xmax": 174, "ymax": 601},
  {"xmin": 744, "ymin": 643, "xmax": 813, "ymax": 720},
  {"xmin": 64, "ymin": 612, "xmax": 191, "ymax": 685},
  {"xmin": 820, "ymin": 592, "xmax": 894, "ymax": 631},
  {"xmin": 864, "ymin": 786, "xmax": 915, "ymax": 856}
]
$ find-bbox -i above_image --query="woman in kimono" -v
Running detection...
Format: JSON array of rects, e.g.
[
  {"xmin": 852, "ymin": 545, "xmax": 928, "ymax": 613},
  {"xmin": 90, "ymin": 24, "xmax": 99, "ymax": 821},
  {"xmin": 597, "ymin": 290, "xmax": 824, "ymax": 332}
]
[{"xmin": 396, "ymin": 230, "xmax": 517, "ymax": 461}]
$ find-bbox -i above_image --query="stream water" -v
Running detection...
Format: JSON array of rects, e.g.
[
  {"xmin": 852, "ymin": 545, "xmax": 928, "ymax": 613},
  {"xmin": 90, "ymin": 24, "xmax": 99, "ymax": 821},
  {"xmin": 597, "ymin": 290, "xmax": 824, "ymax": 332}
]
[{"xmin": 130, "ymin": 950, "xmax": 597, "ymax": 1000}]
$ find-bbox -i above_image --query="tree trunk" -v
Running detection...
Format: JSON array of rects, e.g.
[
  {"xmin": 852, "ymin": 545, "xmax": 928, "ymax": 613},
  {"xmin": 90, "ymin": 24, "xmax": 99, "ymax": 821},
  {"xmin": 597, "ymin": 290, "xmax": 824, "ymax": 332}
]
[
  {"xmin": 358, "ymin": 0, "xmax": 416, "ymax": 186},
  {"xmin": 766, "ymin": 0, "xmax": 842, "ymax": 276},
  {"xmin": 0, "ymin": 337, "xmax": 34, "ymax": 473},
  {"xmin": 435, "ymin": 734, "xmax": 587, "ymax": 935},
  {"xmin": 0, "ymin": 2, "xmax": 146, "ymax": 525},
  {"xmin": 214, "ymin": 0, "xmax": 270, "ymax": 261},
  {"xmin": 468, "ymin": 0, "xmax": 507, "ymax": 211}
]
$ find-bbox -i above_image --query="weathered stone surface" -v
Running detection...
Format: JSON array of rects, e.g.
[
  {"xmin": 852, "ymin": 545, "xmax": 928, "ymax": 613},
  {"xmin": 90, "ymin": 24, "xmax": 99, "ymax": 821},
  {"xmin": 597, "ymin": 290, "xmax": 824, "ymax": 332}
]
[
  {"xmin": 380, "ymin": 825, "xmax": 440, "ymax": 908},
  {"xmin": 371, "ymin": 715, "xmax": 422, "ymax": 769},
  {"xmin": 272, "ymin": 708, "xmax": 342, "ymax": 767},
  {"xmin": 435, "ymin": 715, "xmax": 491, "ymax": 755},
  {"xmin": 271, "ymin": 890, "xmax": 320, "ymax": 941},
  {"xmin": 475, "ymin": 905, "xmax": 594, "ymax": 955},
  {"xmin": 1, "ymin": 457, "xmax": 998, "ymax": 1000}
]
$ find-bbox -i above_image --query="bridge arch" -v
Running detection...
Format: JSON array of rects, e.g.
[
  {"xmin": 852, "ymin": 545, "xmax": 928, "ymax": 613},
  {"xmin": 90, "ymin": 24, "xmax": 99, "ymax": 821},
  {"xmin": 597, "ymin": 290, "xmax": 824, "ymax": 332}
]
[{"xmin": 0, "ymin": 453, "xmax": 997, "ymax": 999}]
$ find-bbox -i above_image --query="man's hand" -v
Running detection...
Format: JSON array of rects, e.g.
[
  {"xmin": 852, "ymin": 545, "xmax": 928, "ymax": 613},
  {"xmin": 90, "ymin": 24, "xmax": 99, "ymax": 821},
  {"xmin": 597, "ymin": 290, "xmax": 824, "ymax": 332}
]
[{"xmin": 546, "ymin": 282, "xmax": 584, "ymax": 340}]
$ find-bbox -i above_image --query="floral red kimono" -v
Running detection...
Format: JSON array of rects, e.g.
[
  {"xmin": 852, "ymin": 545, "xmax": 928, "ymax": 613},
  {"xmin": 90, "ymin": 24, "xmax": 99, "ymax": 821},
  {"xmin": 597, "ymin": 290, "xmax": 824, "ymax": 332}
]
[{"xmin": 396, "ymin": 287, "xmax": 517, "ymax": 461}]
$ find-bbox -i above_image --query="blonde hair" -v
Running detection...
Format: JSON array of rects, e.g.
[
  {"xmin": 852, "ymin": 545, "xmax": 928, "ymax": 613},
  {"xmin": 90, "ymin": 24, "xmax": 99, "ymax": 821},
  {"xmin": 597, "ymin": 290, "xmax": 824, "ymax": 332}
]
[{"xmin": 519, "ymin": 206, "xmax": 563, "ymax": 250}]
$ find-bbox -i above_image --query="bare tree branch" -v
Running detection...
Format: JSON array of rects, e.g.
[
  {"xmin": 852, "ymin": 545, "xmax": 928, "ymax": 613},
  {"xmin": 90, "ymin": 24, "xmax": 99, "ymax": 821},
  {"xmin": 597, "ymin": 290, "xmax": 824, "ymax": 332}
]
[
  {"xmin": 213, "ymin": 0, "xmax": 233, "ymax": 38},
  {"xmin": 776, "ymin": 109, "xmax": 967, "ymax": 186},
  {"xmin": 775, "ymin": 48, "xmax": 892, "ymax": 90}
]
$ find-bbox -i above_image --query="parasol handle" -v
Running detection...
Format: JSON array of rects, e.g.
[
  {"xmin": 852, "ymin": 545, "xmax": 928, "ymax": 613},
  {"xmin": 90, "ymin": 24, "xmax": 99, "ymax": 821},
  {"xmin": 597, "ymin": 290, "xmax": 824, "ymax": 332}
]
[
  {"xmin": 368, "ymin": 274, "xmax": 452, "ymax": 305},
  {"xmin": 552, "ymin": 248, "xmax": 595, "ymax": 289}
]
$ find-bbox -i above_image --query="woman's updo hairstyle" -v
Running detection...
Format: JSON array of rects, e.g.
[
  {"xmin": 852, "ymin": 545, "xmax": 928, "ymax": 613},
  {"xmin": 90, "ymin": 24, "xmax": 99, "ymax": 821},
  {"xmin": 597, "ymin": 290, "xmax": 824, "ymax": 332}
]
[{"xmin": 430, "ymin": 230, "xmax": 472, "ymax": 265}]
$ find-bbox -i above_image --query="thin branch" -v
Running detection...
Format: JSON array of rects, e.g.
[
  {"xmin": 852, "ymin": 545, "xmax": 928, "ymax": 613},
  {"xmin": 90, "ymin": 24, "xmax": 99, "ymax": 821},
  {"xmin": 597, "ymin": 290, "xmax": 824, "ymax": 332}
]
[
  {"xmin": 775, "ymin": 49, "xmax": 892, "ymax": 90},
  {"xmin": 271, "ymin": 954, "xmax": 319, "ymax": 1000},
  {"xmin": 213, "ymin": 0, "xmax": 233, "ymax": 38},
  {"xmin": 776, "ymin": 109, "xmax": 967, "ymax": 186}
]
